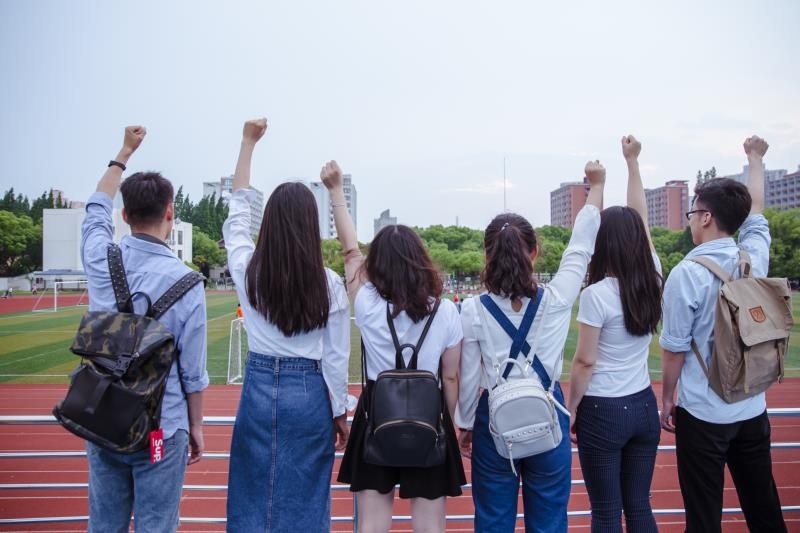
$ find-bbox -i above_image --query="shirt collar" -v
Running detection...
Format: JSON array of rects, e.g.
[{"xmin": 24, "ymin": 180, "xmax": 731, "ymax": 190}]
[
  {"xmin": 121, "ymin": 234, "xmax": 175, "ymax": 257},
  {"xmin": 685, "ymin": 236, "xmax": 737, "ymax": 259}
]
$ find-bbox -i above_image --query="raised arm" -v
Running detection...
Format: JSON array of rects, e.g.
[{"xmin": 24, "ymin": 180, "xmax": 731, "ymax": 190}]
[
  {"xmin": 622, "ymin": 135, "xmax": 654, "ymax": 251},
  {"xmin": 743, "ymin": 135, "xmax": 769, "ymax": 214},
  {"xmin": 232, "ymin": 118, "xmax": 268, "ymax": 192},
  {"xmin": 96, "ymin": 126, "xmax": 146, "ymax": 198},
  {"xmin": 320, "ymin": 161, "xmax": 365, "ymax": 300},
  {"xmin": 584, "ymin": 160, "xmax": 605, "ymax": 210}
]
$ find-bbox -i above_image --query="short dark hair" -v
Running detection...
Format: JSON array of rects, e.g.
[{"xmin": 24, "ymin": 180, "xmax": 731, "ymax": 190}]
[
  {"xmin": 365, "ymin": 225, "xmax": 442, "ymax": 323},
  {"xmin": 481, "ymin": 213, "xmax": 538, "ymax": 301},
  {"xmin": 694, "ymin": 178, "xmax": 751, "ymax": 235},
  {"xmin": 587, "ymin": 206, "xmax": 662, "ymax": 336},
  {"xmin": 120, "ymin": 172, "xmax": 174, "ymax": 227},
  {"xmin": 245, "ymin": 182, "xmax": 330, "ymax": 335}
]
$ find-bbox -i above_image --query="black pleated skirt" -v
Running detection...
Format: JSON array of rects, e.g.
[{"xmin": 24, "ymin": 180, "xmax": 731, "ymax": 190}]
[{"xmin": 337, "ymin": 382, "xmax": 466, "ymax": 499}]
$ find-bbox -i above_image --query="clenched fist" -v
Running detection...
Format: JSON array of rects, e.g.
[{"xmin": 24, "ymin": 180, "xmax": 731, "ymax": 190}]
[
  {"xmin": 621, "ymin": 135, "xmax": 641, "ymax": 161},
  {"xmin": 243, "ymin": 118, "xmax": 268, "ymax": 144},
  {"xmin": 743, "ymin": 135, "xmax": 768, "ymax": 159},
  {"xmin": 320, "ymin": 160, "xmax": 343, "ymax": 190},
  {"xmin": 585, "ymin": 160, "xmax": 606, "ymax": 187},
  {"xmin": 122, "ymin": 126, "xmax": 146, "ymax": 156}
]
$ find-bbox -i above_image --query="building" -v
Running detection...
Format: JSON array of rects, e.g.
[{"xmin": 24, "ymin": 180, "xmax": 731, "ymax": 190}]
[
  {"xmin": 550, "ymin": 179, "xmax": 589, "ymax": 228},
  {"xmin": 716, "ymin": 163, "xmax": 800, "ymax": 210},
  {"xmin": 374, "ymin": 209, "xmax": 397, "ymax": 236},
  {"xmin": 42, "ymin": 204, "xmax": 193, "ymax": 271},
  {"xmin": 202, "ymin": 176, "xmax": 264, "ymax": 238},
  {"xmin": 645, "ymin": 180, "xmax": 689, "ymax": 231},
  {"xmin": 306, "ymin": 174, "xmax": 358, "ymax": 239}
]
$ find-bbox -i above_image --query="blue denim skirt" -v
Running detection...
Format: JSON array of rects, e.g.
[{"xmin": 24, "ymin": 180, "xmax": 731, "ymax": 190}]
[{"xmin": 226, "ymin": 352, "xmax": 335, "ymax": 532}]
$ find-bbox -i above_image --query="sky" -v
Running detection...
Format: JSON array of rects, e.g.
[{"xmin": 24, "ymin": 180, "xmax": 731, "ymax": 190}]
[{"xmin": 1, "ymin": 1, "xmax": 798, "ymax": 239}]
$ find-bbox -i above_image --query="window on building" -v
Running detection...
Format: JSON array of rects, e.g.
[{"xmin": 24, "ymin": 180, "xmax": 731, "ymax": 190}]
[
  {"xmin": 178, "ymin": 231, "xmax": 183, "ymax": 245},
  {"xmin": 178, "ymin": 250, "xmax": 183, "ymax": 260}
]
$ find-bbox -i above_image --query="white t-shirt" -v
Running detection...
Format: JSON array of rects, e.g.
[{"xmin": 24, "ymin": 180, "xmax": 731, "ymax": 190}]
[
  {"xmin": 356, "ymin": 283, "xmax": 463, "ymax": 380},
  {"xmin": 576, "ymin": 252, "xmax": 662, "ymax": 397}
]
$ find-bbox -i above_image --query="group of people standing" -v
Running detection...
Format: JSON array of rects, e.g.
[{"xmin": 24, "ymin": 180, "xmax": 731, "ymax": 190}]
[{"xmin": 80, "ymin": 119, "xmax": 786, "ymax": 533}]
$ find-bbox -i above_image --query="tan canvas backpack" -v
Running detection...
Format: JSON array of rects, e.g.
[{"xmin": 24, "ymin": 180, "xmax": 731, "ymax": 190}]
[{"xmin": 690, "ymin": 249, "xmax": 794, "ymax": 404}]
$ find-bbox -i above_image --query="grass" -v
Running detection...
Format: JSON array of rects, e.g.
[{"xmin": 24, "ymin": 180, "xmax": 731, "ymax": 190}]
[{"xmin": 1, "ymin": 292, "xmax": 798, "ymax": 384}]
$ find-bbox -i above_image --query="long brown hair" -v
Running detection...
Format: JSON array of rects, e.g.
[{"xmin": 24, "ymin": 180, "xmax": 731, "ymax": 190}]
[
  {"xmin": 245, "ymin": 182, "xmax": 330, "ymax": 335},
  {"xmin": 587, "ymin": 206, "xmax": 662, "ymax": 336},
  {"xmin": 482, "ymin": 213, "xmax": 538, "ymax": 301},
  {"xmin": 365, "ymin": 225, "xmax": 442, "ymax": 323}
]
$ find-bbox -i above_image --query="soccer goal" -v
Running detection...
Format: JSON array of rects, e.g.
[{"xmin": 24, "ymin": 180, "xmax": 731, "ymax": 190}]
[
  {"xmin": 227, "ymin": 317, "xmax": 246, "ymax": 384},
  {"xmin": 31, "ymin": 280, "xmax": 89, "ymax": 313}
]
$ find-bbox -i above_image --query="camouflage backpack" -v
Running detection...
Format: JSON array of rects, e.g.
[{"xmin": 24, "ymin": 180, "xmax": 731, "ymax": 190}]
[{"xmin": 53, "ymin": 244, "xmax": 203, "ymax": 453}]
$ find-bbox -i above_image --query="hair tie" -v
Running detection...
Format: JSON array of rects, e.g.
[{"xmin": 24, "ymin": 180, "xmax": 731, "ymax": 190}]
[{"xmin": 500, "ymin": 222, "xmax": 510, "ymax": 231}]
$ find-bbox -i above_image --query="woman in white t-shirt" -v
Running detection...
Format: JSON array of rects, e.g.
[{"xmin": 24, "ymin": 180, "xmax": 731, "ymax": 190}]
[
  {"xmin": 320, "ymin": 161, "xmax": 466, "ymax": 533},
  {"xmin": 567, "ymin": 136, "xmax": 663, "ymax": 533}
]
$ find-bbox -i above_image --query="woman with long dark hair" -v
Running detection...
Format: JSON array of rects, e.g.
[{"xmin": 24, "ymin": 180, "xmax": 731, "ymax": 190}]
[
  {"xmin": 322, "ymin": 161, "xmax": 465, "ymax": 532},
  {"xmin": 567, "ymin": 135, "xmax": 662, "ymax": 532},
  {"xmin": 457, "ymin": 161, "xmax": 606, "ymax": 532},
  {"xmin": 222, "ymin": 119, "xmax": 350, "ymax": 532}
]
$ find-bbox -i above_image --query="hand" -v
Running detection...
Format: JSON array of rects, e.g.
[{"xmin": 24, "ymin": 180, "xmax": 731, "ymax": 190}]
[
  {"xmin": 458, "ymin": 429, "xmax": 472, "ymax": 459},
  {"xmin": 743, "ymin": 135, "xmax": 768, "ymax": 159},
  {"xmin": 621, "ymin": 135, "xmax": 641, "ymax": 161},
  {"xmin": 320, "ymin": 160, "xmax": 343, "ymax": 191},
  {"xmin": 333, "ymin": 414, "xmax": 349, "ymax": 451},
  {"xmin": 569, "ymin": 410, "xmax": 578, "ymax": 444},
  {"xmin": 243, "ymin": 118, "xmax": 268, "ymax": 145},
  {"xmin": 121, "ymin": 126, "xmax": 146, "ymax": 157},
  {"xmin": 585, "ymin": 160, "xmax": 606, "ymax": 187},
  {"xmin": 188, "ymin": 425, "xmax": 204, "ymax": 465},
  {"xmin": 660, "ymin": 397, "xmax": 676, "ymax": 433}
]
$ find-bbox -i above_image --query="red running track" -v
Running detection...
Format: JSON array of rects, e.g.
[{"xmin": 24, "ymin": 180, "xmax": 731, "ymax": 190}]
[
  {"xmin": 1, "ymin": 382, "xmax": 799, "ymax": 532},
  {"xmin": 0, "ymin": 295, "xmax": 87, "ymax": 315}
]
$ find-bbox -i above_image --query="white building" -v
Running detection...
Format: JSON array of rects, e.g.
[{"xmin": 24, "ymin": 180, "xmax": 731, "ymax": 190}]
[
  {"xmin": 306, "ymin": 174, "xmax": 357, "ymax": 239},
  {"xmin": 43, "ymin": 205, "xmax": 193, "ymax": 271},
  {"xmin": 203, "ymin": 176, "xmax": 264, "ymax": 238},
  {"xmin": 374, "ymin": 209, "xmax": 397, "ymax": 236}
]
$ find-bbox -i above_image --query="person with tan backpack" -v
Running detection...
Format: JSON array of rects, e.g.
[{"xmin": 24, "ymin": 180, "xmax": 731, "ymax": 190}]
[{"xmin": 660, "ymin": 135, "xmax": 791, "ymax": 533}]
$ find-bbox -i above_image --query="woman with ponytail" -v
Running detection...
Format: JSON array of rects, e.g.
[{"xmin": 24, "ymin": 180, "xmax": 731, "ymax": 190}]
[
  {"xmin": 456, "ymin": 161, "xmax": 606, "ymax": 532},
  {"xmin": 567, "ymin": 136, "xmax": 662, "ymax": 532}
]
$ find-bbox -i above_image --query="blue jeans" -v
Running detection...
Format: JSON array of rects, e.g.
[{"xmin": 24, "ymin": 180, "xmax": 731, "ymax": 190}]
[
  {"xmin": 226, "ymin": 353, "xmax": 335, "ymax": 532},
  {"xmin": 86, "ymin": 429, "xmax": 188, "ymax": 533},
  {"xmin": 471, "ymin": 383, "xmax": 571, "ymax": 533},
  {"xmin": 575, "ymin": 387, "xmax": 660, "ymax": 533}
]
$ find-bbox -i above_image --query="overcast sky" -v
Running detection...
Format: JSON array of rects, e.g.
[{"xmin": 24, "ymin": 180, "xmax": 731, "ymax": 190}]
[{"xmin": 1, "ymin": 1, "xmax": 798, "ymax": 239}]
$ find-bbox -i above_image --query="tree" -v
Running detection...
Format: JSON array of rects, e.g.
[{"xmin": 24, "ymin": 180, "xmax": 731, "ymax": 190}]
[
  {"xmin": 0, "ymin": 211, "xmax": 37, "ymax": 275},
  {"xmin": 764, "ymin": 208, "xmax": 800, "ymax": 278},
  {"xmin": 192, "ymin": 230, "xmax": 226, "ymax": 267},
  {"xmin": 321, "ymin": 239, "xmax": 345, "ymax": 276}
]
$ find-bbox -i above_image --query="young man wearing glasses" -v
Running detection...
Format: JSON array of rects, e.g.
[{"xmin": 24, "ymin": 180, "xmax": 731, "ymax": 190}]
[{"xmin": 659, "ymin": 135, "xmax": 786, "ymax": 532}]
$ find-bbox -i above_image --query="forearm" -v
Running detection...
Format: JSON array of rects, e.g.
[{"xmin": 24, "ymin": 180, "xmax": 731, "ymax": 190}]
[
  {"xmin": 330, "ymin": 187, "xmax": 358, "ymax": 251},
  {"xmin": 232, "ymin": 141, "xmax": 256, "ymax": 192},
  {"xmin": 661, "ymin": 350, "xmax": 684, "ymax": 404},
  {"xmin": 186, "ymin": 391, "xmax": 204, "ymax": 428},
  {"xmin": 443, "ymin": 377, "xmax": 459, "ymax": 421},
  {"xmin": 96, "ymin": 147, "xmax": 133, "ymax": 198},
  {"xmin": 585, "ymin": 183, "xmax": 604, "ymax": 210},
  {"xmin": 567, "ymin": 361, "xmax": 594, "ymax": 412},
  {"xmin": 747, "ymin": 154, "xmax": 765, "ymax": 214}
]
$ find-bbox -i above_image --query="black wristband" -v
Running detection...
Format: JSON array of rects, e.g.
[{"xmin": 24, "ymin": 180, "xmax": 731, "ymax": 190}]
[{"xmin": 108, "ymin": 160, "xmax": 127, "ymax": 171}]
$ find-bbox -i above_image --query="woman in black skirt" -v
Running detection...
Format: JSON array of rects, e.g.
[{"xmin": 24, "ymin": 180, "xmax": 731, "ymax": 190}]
[{"xmin": 321, "ymin": 161, "xmax": 466, "ymax": 532}]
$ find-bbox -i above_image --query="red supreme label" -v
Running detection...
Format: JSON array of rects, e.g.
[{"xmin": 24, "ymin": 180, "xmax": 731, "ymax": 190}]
[{"xmin": 149, "ymin": 429, "xmax": 164, "ymax": 464}]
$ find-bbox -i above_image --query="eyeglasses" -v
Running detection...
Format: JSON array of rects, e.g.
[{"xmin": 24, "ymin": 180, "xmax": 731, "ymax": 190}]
[{"xmin": 685, "ymin": 209, "xmax": 710, "ymax": 220}]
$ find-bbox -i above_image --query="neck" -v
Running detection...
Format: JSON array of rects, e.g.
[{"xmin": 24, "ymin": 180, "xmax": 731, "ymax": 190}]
[
  {"xmin": 696, "ymin": 229, "xmax": 731, "ymax": 245},
  {"xmin": 130, "ymin": 226, "xmax": 167, "ymax": 242}
]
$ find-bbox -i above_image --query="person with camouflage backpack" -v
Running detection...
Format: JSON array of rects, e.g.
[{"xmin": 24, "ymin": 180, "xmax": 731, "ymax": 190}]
[{"xmin": 77, "ymin": 126, "xmax": 209, "ymax": 532}]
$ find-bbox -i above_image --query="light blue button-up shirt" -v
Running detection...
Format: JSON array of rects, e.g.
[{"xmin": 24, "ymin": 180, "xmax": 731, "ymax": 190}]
[
  {"xmin": 660, "ymin": 214, "xmax": 771, "ymax": 423},
  {"xmin": 81, "ymin": 191, "xmax": 209, "ymax": 439}
]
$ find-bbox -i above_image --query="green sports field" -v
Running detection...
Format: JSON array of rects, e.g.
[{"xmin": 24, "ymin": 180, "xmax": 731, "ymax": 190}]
[{"xmin": 1, "ymin": 292, "xmax": 798, "ymax": 384}]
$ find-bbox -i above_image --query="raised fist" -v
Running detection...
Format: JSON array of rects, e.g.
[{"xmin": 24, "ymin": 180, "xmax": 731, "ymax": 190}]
[
  {"xmin": 320, "ymin": 160, "xmax": 343, "ymax": 190},
  {"xmin": 621, "ymin": 135, "xmax": 641, "ymax": 160},
  {"xmin": 743, "ymin": 135, "xmax": 768, "ymax": 158},
  {"xmin": 585, "ymin": 160, "xmax": 606, "ymax": 186},
  {"xmin": 122, "ymin": 126, "xmax": 146, "ymax": 155},
  {"xmin": 243, "ymin": 118, "xmax": 268, "ymax": 144}
]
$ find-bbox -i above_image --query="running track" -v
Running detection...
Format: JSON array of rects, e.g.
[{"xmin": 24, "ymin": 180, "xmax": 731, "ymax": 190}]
[{"xmin": 1, "ymin": 382, "xmax": 799, "ymax": 532}]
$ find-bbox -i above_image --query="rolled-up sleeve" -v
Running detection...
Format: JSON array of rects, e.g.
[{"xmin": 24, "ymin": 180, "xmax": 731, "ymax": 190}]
[
  {"xmin": 738, "ymin": 214, "xmax": 771, "ymax": 277},
  {"xmin": 549, "ymin": 205, "xmax": 601, "ymax": 305},
  {"xmin": 176, "ymin": 286, "xmax": 210, "ymax": 394},
  {"xmin": 222, "ymin": 189, "xmax": 257, "ymax": 288},
  {"xmin": 659, "ymin": 263, "xmax": 700, "ymax": 354},
  {"xmin": 322, "ymin": 277, "xmax": 350, "ymax": 417},
  {"xmin": 456, "ymin": 300, "xmax": 481, "ymax": 430},
  {"xmin": 81, "ymin": 192, "xmax": 115, "ymax": 275}
]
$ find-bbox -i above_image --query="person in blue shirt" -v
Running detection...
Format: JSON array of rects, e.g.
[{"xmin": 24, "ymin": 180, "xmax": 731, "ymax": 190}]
[
  {"xmin": 81, "ymin": 126, "xmax": 209, "ymax": 533},
  {"xmin": 660, "ymin": 135, "xmax": 786, "ymax": 533}
]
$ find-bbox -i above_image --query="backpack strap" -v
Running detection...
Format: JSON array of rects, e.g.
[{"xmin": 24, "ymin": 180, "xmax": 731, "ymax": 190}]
[
  {"xmin": 479, "ymin": 287, "xmax": 551, "ymax": 388},
  {"xmin": 151, "ymin": 272, "xmax": 205, "ymax": 320},
  {"xmin": 107, "ymin": 244, "xmax": 133, "ymax": 313},
  {"xmin": 689, "ymin": 256, "xmax": 734, "ymax": 282},
  {"xmin": 738, "ymin": 248, "xmax": 753, "ymax": 278},
  {"xmin": 386, "ymin": 298, "xmax": 441, "ymax": 370}
]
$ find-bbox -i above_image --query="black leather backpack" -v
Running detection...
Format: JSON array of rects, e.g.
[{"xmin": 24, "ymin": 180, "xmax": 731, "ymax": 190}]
[{"xmin": 362, "ymin": 299, "xmax": 447, "ymax": 468}]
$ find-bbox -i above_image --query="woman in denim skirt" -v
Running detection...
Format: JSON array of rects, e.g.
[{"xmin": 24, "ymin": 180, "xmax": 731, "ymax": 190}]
[
  {"xmin": 222, "ymin": 119, "xmax": 351, "ymax": 532},
  {"xmin": 567, "ymin": 136, "xmax": 663, "ymax": 532}
]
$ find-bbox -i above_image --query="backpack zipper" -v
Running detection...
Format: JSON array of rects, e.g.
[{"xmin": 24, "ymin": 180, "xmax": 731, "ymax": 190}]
[{"xmin": 375, "ymin": 419, "xmax": 438, "ymax": 434}]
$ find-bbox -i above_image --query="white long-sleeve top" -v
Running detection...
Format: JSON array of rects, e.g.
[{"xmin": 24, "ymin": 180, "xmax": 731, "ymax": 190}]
[
  {"xmin": 455, "ymin": 205, "xmax": 601, "ymax": 429},
  {"xmin": 222, "ymin": 189, "xmax": 350, "ymax": 417}
]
